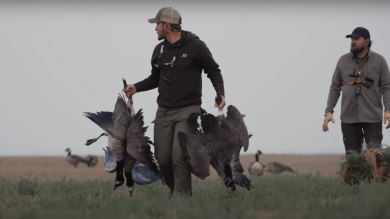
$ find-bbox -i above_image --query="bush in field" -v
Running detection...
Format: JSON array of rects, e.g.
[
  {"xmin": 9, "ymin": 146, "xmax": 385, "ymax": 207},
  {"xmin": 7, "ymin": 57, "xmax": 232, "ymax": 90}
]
[{"xmin": 338, "ymin": 148, "xmax": 390, "ymax": 184}]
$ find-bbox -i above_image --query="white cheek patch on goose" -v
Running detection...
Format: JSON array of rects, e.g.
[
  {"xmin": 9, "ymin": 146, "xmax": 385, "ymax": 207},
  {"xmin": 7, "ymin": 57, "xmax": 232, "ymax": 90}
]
[{"xmin": 197, "ymin": 115, "xmax": 203, "ymax": 132}]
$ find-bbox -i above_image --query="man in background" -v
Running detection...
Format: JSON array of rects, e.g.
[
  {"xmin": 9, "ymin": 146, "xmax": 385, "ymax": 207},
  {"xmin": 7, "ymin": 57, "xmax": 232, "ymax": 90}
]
[{"xmin": 323, "ymin": 27, "xmax": 390, "ymax": 154}]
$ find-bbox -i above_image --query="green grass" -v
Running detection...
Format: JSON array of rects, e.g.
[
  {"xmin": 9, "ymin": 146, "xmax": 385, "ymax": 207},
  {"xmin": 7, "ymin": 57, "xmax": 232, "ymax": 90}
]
[{"xmin": 1, "ymin": 175, "xmax": 390, "ymax": 219}]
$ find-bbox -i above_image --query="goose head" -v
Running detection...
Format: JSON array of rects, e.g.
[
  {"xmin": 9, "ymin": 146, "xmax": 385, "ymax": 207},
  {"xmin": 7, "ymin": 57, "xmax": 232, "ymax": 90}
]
[
  {"xmin": 65, "ymin": 148, "xmax": 71, "ymax": 155},
  {"xmin": 255, "ymin": 150, "xmax": 262, "ymax": 162}
]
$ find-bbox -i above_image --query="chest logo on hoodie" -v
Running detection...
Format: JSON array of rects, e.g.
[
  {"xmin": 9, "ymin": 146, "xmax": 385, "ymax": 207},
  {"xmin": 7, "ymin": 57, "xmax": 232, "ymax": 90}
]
[{"xmin": 181, "ymin": 53, "xmax": 188, "ymax": 58}]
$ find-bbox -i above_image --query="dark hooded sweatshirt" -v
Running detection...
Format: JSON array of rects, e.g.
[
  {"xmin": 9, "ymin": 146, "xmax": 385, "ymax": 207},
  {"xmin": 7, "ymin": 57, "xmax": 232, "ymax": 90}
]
[{"xmin": 134, "ymin": 31, "xmax": 225, "ymax": 109}]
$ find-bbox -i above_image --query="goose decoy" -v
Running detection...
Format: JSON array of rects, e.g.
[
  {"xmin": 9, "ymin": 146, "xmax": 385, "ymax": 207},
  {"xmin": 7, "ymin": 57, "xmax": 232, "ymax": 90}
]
[
  {"xmin": 65, "ymin": 148, "xmax": 84, "ymax": 168},
  {"xmin": 84, "ymin": 94, "xmax": 161, "ymax": 195},
  {"xmin": 264, "ymin": 161, "xmax": 296, "ymax": 174},
  {"xmin": 248, "ymin": 150, "xmax": 265, "ymax": 176},
  {"xmin": 65, "ymin": 148, "xmax": 98, "ymax": 168},
  {"xmin": 178, "ymin": 105, "xmax": 252, "ymax": 191}
]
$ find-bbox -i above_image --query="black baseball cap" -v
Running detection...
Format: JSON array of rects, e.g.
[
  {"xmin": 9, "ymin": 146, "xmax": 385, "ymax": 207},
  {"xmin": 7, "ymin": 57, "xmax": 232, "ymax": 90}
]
[{"xmin": 346, "ymin": 27, "xmax": 370, "ymax": 40}]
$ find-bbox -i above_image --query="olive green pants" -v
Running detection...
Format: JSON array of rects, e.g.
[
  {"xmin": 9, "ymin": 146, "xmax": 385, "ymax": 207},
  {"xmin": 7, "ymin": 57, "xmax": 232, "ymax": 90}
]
[{"xmin": 154, "ymin": 105, "xmax": 200, "ymax": 194}]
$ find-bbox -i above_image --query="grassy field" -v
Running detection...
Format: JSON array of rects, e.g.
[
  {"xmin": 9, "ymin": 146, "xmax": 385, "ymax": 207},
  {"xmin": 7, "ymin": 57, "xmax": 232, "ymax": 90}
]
[{"xmin": 1, "ymin": 175, "xmax": 390, "ymax": 219}]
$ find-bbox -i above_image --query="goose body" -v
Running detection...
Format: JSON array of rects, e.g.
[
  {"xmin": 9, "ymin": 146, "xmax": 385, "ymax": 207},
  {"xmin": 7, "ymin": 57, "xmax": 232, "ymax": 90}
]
[
  {"xmin": 264, "ymin": 161, "xmax": 295, "ymax": 174},
  {"xmin": 65, "ymin": 148, "xmax": 98, "ymax": 168},
  {"xmin": 178, "ymin": 105, "xmax": 252, "ymax": 191},
  {"xmin": 248, "ymin": 150, "xmax": 265, "ymax": 176},
  {"xmin": 84, "ymin": 94, "xmax": 160, "ymax": 195}
]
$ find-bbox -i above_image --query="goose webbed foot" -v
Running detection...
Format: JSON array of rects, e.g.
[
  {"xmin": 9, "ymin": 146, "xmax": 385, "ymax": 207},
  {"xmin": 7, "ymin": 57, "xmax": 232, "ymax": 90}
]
[
  {"xmin": 128, "ymin": 186, "xmax": 134, "ymax": 196},
  {"xmin": 244, "ymin": 182, "xmax": 253, "ymax": 191},
  {"xmin": 113, "ymin": 160, "xmax": 124, "ymax": 191},
  {"xmin": 233, "ymin": 174, "xmax": 252, "ymax": 190},
  {"xmin": 113, "ymin": 174, "xmax": 124, "ymax": 190},
  {"xmin": 241, "ymin": 183, "xmax": 252, "ymax": 191},
  {"xmin": 167, "ymin": 190, "xmax": 174, "ymax": 200},
  {"xmin": 224, "ymin": 178, "xmax": 236, "ymax": 191},
  {"xmin": 124, "ymin": 171, "xmax": 134, "ymax": 196}
]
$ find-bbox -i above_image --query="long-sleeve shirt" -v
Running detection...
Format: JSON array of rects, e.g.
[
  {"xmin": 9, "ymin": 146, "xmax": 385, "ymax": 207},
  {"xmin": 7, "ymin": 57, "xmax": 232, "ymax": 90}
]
[
  {"xmin": 325, "ymin": 50, "xmax": 390, "ymax": 123},
  {"xmin": 134, "ymin": 31, "xmax": 224, "ymax": 109}
]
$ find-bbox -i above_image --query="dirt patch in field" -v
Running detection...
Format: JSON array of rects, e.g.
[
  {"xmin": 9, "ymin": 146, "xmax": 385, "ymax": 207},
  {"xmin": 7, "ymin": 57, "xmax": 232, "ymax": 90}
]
[
  {"xmin": 0, "ymin": 156, "xmax": 111, "ymax": 181},
  {"xmin": 0, "ymin": 154, "xmax": 343, "ymax": 181}
]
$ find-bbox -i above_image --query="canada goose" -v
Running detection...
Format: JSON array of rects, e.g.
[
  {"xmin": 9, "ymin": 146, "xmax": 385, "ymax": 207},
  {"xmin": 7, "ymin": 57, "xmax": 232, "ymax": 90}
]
[
  {"xmin": 84, "ymin": 94, "xmax": 161, "ymax": 195},
  {"xmin": 65, "ymin": 148, "xmax": 98, "ymax": 168},
  {"xmin": 264, "ymin": 161, "xmax": 295, "ymax": 174},
  {"xmin": 178, "ymin": 105, "xmax": 252, "ymax": 191},
  {"xmin": 248, "ymin": 150, "xmax": 265, "ymax": 176}
]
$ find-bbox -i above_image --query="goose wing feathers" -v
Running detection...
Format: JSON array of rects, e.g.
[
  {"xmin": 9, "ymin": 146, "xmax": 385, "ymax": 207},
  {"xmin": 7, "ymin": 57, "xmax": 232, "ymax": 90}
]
[
  {"xmin": 84, "ymin": 94, "xmax": 131, "ymax": 141},
  {"xmin": 126, "ymin": 109, "xmax": 159, "ymax": 175},
  {"xmin": 178, "ymin": 130, "xmax": 212, "ymax": 179},
  {"xmin": 231, "ymin": 148, "xmax": 251, "ymax": 189}
]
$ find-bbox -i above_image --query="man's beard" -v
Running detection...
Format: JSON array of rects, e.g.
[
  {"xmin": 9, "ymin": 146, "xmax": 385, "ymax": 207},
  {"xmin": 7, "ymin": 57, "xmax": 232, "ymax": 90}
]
[
  {"xmin": 350, "ymin": 44, "xmax": 367, "ymax": 56},
  {"xmin": 157, "ymin": 32, "xmax": 166, "ymax": 41}
]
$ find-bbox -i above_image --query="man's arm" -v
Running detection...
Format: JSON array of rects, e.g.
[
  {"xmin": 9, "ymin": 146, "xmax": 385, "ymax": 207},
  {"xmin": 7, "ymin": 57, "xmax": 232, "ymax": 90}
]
[
  {"xmin": 378, "ymin": 57, "xmax": 390, "ymax": 128},
  {"xmin": 133, "ymin": 68, "xmax": 159, "ymax": 93},
  {"xmin": 322, "ymin": 60, "xmax": 342, "ymax": 132},
  {"xmin": 124, "ymin": 68, "xmax": 159, "ymax": 97},
  {"xmin": 124, "ymin": 50, "xmax": 161, "ymax": 97},
  {"xmin": 196, "ymin": 40, "xmax": 225, "ymax": 98},
  {"xmin": 379, "ymin": 57, "xmax": 390, "ymax": 111},
  {"xmin": 124, "ymin": 45, "xmax": 162, "ymax": 96},
  {"xmin": 325, "ymin": 61, "xmax": 343, "ymax": 114}
]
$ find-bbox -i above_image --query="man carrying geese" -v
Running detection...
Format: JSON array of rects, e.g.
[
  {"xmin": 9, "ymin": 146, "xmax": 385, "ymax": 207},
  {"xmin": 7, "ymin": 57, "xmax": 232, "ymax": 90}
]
[{"xmin": 123, "ymin": 7, "xmax": 226, "ymax": 195}]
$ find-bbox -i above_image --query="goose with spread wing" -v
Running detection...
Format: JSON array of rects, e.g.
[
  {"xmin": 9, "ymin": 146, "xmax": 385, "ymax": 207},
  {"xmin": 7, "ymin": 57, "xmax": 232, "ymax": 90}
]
[{"xmin": 84, "ymin": 94, "xmax": 161, "ymax": 195}]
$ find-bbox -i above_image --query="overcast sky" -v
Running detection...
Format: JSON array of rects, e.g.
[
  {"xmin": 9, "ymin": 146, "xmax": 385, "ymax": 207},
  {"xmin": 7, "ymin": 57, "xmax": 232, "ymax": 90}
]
[{"xmin": 1, "ymin": 0, "xmax": 390, "ymax": 156}]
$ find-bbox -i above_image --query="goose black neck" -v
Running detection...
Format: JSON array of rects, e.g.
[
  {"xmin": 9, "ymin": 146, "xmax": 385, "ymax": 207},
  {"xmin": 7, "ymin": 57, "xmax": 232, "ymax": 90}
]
[{"xmin": 255, "ymin": 153, "xmax": 259, "ymax": 162}]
